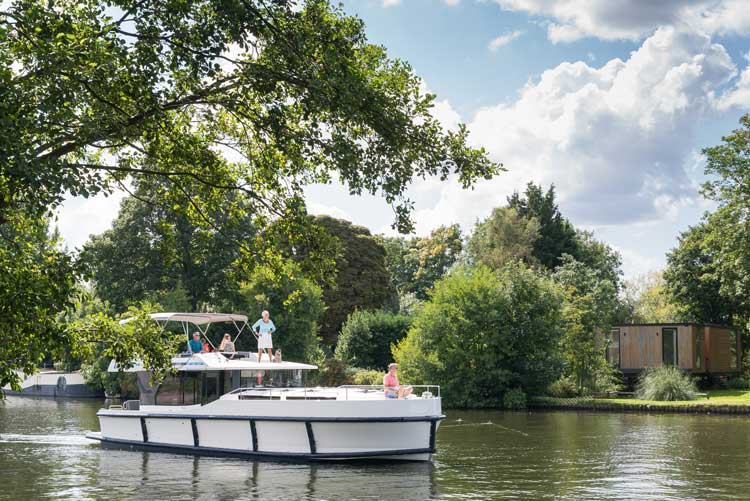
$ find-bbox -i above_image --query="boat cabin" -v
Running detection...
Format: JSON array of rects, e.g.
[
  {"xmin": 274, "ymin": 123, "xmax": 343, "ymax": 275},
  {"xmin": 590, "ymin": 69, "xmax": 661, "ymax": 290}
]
[
  {"xmin": 603, "ymin": 323, "xmax": 740, "ymax": 375},
  {"xmin": 110, "ymin": 312, "xmax": 318, "ymax": 405}
]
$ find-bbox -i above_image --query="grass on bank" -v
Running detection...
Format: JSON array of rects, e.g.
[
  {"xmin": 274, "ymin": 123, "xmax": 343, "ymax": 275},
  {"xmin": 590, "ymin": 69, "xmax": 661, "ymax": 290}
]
[{"xmin": 533, "ymin": 389, "xmax": 750, "ymax": 408}]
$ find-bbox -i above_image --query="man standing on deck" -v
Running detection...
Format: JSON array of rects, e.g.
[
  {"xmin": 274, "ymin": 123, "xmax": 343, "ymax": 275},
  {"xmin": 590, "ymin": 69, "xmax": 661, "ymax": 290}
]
[{"xmin": 253, "ymin": 310, "xmax": 276, "ymax": 363}]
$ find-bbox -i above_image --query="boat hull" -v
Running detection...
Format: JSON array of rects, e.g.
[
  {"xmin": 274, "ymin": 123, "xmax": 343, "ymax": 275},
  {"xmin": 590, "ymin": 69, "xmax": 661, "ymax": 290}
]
[{"xmin": 92, "ymin": 399, "xmax": 443, "ymax": 462}]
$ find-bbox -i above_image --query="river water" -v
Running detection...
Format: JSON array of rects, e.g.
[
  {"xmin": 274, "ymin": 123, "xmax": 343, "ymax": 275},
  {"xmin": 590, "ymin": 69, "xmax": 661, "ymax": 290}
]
[{"xmin": 1, "ymin": 397, "xmax": 750, "ymax": 500}]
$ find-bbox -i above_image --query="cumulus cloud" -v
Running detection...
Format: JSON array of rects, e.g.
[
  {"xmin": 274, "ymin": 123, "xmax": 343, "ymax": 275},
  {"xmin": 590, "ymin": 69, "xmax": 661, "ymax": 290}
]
[
  {"xmin": 488, "ymin": 30, "xmax": 524, "ymax": 51},
  {"xmin": 715, "ymin": 65, "xmax": 750, "ymax": 110},
  {"xmin": 55, "ymin": 188, "xmax": 128, "ymax": 250},
  {"xmin": 492, "ymin": 0, "xmax": 750, "ymax": 42},
  {"xmin": 410, "ymin": 27, "xmax": 741, "ymax": 235}
]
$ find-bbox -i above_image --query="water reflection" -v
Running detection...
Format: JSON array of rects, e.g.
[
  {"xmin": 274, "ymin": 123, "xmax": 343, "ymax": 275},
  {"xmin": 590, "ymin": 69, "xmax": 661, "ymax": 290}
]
[
  {"xmin": 94, "ymin": 449, "xmax": 435, "ymax": 500},
  {"xmin": 3, "ymin": 397, "xmax": 750, "ymax": 500}
]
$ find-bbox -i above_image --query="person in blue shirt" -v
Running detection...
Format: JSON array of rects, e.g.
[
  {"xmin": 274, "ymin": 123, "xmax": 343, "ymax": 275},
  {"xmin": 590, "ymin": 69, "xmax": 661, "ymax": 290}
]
[
  {"xmin": 253, "ymin": 310, "xmax": 276, "ymax": 363},
  {"xmin": 188, "ymin": 332, "xmax": 203, "ymax": 354}
]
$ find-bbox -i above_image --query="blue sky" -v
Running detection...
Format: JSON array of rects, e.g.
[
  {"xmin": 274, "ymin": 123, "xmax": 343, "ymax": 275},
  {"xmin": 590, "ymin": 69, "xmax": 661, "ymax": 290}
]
[{"xmin": 57, "ymin": 0, "xmax": 750, "ymax": 279}]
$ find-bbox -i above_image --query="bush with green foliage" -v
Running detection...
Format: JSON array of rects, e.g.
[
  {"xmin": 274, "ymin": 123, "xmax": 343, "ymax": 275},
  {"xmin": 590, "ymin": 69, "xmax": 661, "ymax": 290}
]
[
  {"xmin": 636, "ymin": 366, "xmax": 698, "ymax": 401},
  {"xmin": 306, "ymin": 358, "xmax": 352, "ymax": 387},
  {"xmin": 233, "ymin": 262, "xmax": 324, "ymax": 362},
  {"xmin": 546, "ymin": 377, "xmax": 579, "ymax": 398},
  {"xmin": 394, "ymin": 263, "xmax": 564, "ymax": 408},
  {"xmin": 503, "ymin": 388, "xmax": 527, "ymax": 410},
  {"xmin": 335, "ymin": 309, "xmax": 412, "ymax": 370},
  {"xmin": 351, "ymin": 368, "xmax": 385, "ymax": 386}
]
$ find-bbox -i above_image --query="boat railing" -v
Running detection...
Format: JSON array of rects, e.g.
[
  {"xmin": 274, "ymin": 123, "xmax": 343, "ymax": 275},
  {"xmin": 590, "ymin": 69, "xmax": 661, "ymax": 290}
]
[
  {"xmin": 226, "ymin": 384, "xmax": 440, "ymax": 401},
  {"xmin": 338, "ymin": 385, "xmax": 441, "ymax": 400}
]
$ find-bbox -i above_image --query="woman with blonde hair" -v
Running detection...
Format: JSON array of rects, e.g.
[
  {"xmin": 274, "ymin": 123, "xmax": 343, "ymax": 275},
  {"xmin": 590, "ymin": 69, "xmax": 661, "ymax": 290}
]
[{"xmin": 219, "ymin": 333, "xmax": 235, "ymax": 353}]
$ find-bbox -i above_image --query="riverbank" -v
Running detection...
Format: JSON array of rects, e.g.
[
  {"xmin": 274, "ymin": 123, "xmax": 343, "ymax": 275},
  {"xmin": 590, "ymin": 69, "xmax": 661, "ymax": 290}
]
[{"xmin": 530, "ymin": 390, "xmax": 750, "ymax": 415}]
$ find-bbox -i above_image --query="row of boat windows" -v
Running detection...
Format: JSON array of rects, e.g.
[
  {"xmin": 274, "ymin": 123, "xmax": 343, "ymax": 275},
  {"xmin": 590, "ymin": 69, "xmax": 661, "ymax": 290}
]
[{"xmin": 155, "ymin": 370, "xmax": 304, "ymax": 406}]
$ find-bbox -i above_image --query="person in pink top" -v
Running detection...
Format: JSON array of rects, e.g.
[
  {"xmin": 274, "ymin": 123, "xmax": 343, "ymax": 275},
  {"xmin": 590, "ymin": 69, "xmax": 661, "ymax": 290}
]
[{"xmin": 383, "ymin": 363, "xmax": 412, "ymax": 399}]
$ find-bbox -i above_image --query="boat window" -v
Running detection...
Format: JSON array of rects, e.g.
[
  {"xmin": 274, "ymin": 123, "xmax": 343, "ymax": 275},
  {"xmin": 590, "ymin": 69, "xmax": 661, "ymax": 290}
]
[
  {"xmin": 154, "ymin": 373, "xmax": 199, "ymax": 405},
  {"xmin": 202, "ymin": 371, "xmax": 223, "ymax": 404},
  {"xmin": 239, "ymin": 369, "xmax": 304, "ymax": 388},
  {"xmin": 662, "ymin": 327, "xmax": 677, "ymax": 366}
]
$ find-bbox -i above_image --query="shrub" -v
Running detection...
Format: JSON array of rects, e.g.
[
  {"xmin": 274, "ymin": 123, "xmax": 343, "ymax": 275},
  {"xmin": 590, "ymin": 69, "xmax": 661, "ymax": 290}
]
[
  {"xmin": 307, "ymin": 358, "xmax": 352, "ymax": 387},
  {"xmin": 503, "ymin": 388, "xmax": 527, "ymax": 410},
  {"xmin": 235, "ymin": 262, "xmax": 324, "ymax": 362},
  {"xmin": 351, "ymin": 368, "xmax": 384, "ymax": 386},
  {"xmin": 547, "ymin": 376, "xmax": 578, "ymax": 398},
  {"xmin": 394, "ymin": 263, "xmax": 564, "ymax": 408},
  {"xmin": 335, "ymin": 309, "xmax": 412, "ymax": 370},
  {"xmin": 635, "ymin": 366, "xmax": 698, "ymax": 401}
]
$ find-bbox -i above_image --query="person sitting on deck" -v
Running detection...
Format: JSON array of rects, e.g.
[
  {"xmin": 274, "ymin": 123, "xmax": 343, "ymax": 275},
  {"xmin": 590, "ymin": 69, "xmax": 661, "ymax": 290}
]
[
  {"xmin": 188, "ymin": 332, "xmax": 203, "ymax": 354},
  {"xmin": 383, "ymin": 363, "xmax": 412, "ymax": 399},
  {"xmin": 219, "ymin": 333, "xmax": 236, "ymax": 353}
]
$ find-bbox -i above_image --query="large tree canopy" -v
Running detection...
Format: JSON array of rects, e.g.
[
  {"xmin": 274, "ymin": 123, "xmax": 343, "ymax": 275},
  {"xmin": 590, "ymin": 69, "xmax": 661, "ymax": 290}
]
[
  {"xmin": 2, "ymin": 0, "xmax": 498, "ymax": 233},
  {"xmin": 664, "ymin": 115, "xmax": 750, "ymax": 330},
  {"xmin": 507, "ymin": 183, "xmax": 577, "ymax": 270},
  {"xmin": 0, "ymin": 0, "xmax": 499, "ymax": 389},
  {"xmin": 81, "ymin": 183, "xmax": 255, "ymax": 312},
  {"xmin": 281, "ymin": 215, "xmax": 395, "ymax": 348}
]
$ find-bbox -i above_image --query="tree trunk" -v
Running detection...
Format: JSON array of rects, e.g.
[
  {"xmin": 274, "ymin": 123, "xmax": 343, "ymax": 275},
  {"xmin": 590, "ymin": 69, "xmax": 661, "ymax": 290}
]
[{"xmin": 135, "ymin": 371, "xmax": 159, "ymax": 405}]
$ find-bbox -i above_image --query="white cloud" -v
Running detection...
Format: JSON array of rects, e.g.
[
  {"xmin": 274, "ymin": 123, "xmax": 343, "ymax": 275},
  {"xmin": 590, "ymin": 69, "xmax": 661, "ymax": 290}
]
[
  {"xmin": 410, "ymin": 27, "xmax": 740, "ymax": 237},
  {"xmin": 714, "ymin": 65, "xmax": 750, "ymax": 110},
  {"xmin": 381, "ymin": 0, "xmax": 400, "ymax": 6},
  {"xmin": 492, "ymin": 0, "xmax": 750, "ymax": 42},
  {"xmin": 55, "ymin": 188, "xmax": 128, "ymax": 250},
  {"xmin": 488, "ymin": 30, "xmax": 523, "ymax": 51}
]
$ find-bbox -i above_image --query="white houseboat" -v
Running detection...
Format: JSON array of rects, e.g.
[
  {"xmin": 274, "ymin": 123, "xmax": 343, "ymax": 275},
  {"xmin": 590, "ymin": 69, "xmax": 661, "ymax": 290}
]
[{"xmin": 87, "ymin": 312, "xmax": 444, "ymax": 461}]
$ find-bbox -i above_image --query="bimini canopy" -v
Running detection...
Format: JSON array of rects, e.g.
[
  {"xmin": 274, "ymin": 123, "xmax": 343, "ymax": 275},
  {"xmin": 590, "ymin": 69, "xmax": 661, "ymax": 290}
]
[
  {"xmin": 119, "ymin": 312, "xmax": 252, "ymax": 351},
  {"xmin": 119, "ymin": 312, "xmax": 248, "ymax": 326}
]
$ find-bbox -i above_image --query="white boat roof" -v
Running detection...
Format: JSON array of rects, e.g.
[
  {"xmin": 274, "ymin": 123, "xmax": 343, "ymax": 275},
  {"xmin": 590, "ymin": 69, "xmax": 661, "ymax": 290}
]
[
  {"xmin": 119, "ymin": 312, "xmax": 248, "ymax": 326},
  {"xmin": 108, "ymin": 353, "xmax": 317, "ymax": 373}
]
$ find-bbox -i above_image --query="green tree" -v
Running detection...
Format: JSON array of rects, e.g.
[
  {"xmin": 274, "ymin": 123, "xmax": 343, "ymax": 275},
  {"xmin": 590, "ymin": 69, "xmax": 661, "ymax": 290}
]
[
  {"xmin": 694, "ymin": 114, "xmax": 750, "ymax": 327},
  {"xmin": 624, "ymin": 271, "xmax": 682, "ymax": 323},
  {"xmin": 0, "ymin": 215, "xmax": 78, "ymax": 391},
  {"xmin": 412, "ymin": 225, "xmax": 463, "ymax": 299},
  {"xmin": 394, "ymin": 264, "xmax": 564, "ymax": 408},
  {"xmin": 335, "ymin": 309, "xmax": 412, "ymax": 370},
  {"xmin": 378, "ymin": 225, "xmax": 462, "ymax": 300},
  {"xmin": 377, "ymin": 235, "xmax": 420, "ymax": 295},
  {"xmin": 467, "ymin": 207, "xmax": 540, "ymax": 270},
  {"xmin": 573, "ymin": 229, "xmax": 624, "ymax": 293},
  {"xmin": 508, "ymin": 183, "xmax": 577, "ymax": 269},
  {"xmin": 81, "ymin": 187, "xmax": 255, "ymax": 312},
  {"xmin": 553, "ymin": 256, "xmax": 619, "ymax": 393},
  {"xmin": 280, "ymin": 215, "xmax": 396, "ymax": 348},
  {"xmin": 664, "ymin": 222, "xmax": 738, "ymax": 324},
  {"xmin": 232, "ymin": 262, "xmax": 324, "ymax": 362},
  {"xmin": 1, "ymin": 0, "xmax": 498, "ymax": 389}
]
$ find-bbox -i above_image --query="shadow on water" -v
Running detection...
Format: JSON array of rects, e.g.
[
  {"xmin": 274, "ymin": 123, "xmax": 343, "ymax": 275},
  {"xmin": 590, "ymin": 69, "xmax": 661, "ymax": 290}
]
[{"xmin": 3, "ymin": 398, "xmax": 750, "ymax": 500}]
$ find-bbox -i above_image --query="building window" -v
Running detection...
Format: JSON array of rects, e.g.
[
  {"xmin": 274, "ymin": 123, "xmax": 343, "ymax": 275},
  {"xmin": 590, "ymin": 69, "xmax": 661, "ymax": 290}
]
[
  {"xmin": 662, "ymin": 327, "xmax": 678, "ymax": 366},
  {"xmin": 695, "ymin": 327, "xmax": 704, "ymax": 370},
  {"xmin": 607, "ymin": 328, "xmax": 620, "ymax": 367},
  {"xmin": 729, "ymin": 330, "xmax": 738, "ymax": 369}
]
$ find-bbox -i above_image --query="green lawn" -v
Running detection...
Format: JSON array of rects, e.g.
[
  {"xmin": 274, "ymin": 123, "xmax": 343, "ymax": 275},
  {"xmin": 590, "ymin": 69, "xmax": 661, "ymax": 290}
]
[
  {"xmin": 531, "ymin": 389, "xmax": 750, "ymax": 412},
  {"xmin": 601, "ymin": 389, "xmax": 750, "ymax": 406}
]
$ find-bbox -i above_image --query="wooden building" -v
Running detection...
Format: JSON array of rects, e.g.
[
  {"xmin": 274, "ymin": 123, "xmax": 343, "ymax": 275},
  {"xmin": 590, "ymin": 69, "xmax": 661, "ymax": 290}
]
[{"xmin": 604, "ymin": 323, "xmax": 740, "ymax": 375}]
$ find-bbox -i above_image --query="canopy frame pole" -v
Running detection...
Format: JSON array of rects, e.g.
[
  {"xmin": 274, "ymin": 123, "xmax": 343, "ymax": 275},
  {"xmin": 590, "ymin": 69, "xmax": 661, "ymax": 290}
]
[
  {"xmin": 198, "ymin": 322, "xmax": 218, "ymax": 351},
  {"xmin": 232, "ymin": 320, "xmax": 253, "ymax": 344}
]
